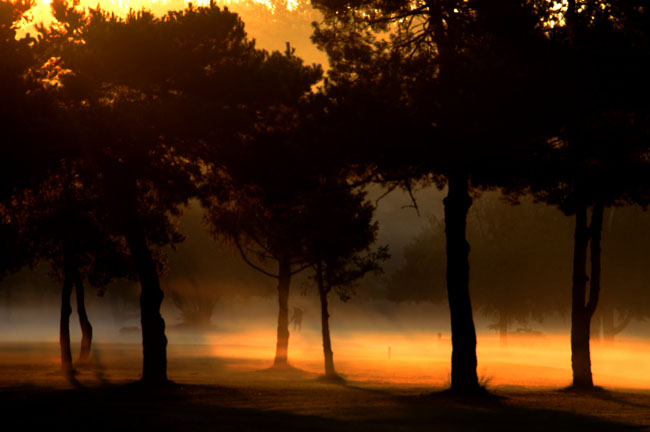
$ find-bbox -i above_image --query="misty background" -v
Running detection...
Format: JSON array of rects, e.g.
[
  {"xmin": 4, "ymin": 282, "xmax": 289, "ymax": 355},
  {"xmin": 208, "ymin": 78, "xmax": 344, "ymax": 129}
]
[{"xmin": 3, "ymin": 185, "xmax": 650, "ymax": 347}]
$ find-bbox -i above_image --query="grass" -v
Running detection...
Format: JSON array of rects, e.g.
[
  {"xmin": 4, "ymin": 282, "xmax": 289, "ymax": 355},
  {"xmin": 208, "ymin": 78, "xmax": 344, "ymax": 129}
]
[{"xmin": 1, "ymin": 342, "xmax": 650, "ymax": 431}]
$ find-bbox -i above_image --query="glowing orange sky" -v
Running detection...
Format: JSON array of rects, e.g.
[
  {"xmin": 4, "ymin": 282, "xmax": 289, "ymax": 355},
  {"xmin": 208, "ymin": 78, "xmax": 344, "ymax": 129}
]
[{"xmin": 24, "ymin": 0, "xmax": 326, "ymax": 65}]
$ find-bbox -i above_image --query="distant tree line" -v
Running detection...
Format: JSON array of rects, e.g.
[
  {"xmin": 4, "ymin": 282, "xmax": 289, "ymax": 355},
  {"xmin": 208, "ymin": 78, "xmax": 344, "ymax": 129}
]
[{"xmin": 1, "ymin": 0, "xmax": 650, "ymax": 395}]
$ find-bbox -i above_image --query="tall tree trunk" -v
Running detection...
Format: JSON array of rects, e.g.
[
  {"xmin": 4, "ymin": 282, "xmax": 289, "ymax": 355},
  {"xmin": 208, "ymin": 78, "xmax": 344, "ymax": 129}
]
[
  {"xmin": 117, "ymin": 176, "xmax": 168, "ymax": 384},
  {"xmin": 317, "ymin": 261, "xmax": 337, "ymax": 378},
  {"xmin": 274, "ymin": 256, "xmax": 291, "ymax": 367},
  {"xmin": 74, "ymin": 272, "xmax": 92, "ymax": 363},
  {"xmin": 571, "ymin": 201, "xmax": 604, "ymax": 389},
  {"xmin": 60, "ymin": 243, "xmax": 74, "ymax": 381},
  {"xmin": 443, "ymin": 174, "xmax": 480, "ymax": 393},
  {"xmin": 124, "ymin": 223, "xmax": 168, "ymax": 383},
  {"xmin": 570, "ymin": 202, "xmax": 591, "ymax": 389}
]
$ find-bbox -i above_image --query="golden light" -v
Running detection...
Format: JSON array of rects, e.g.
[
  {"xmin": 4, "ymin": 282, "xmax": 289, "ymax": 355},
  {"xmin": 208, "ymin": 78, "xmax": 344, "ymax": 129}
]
[{"xmin": 205, "ymin": 329, "xmax": 650, "ymax": 390}]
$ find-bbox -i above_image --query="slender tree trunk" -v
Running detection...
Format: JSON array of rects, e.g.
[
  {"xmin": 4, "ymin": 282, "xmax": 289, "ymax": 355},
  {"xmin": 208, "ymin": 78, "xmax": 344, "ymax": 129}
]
[
  {"xmin": 570, "ymin": 202, "xmax": 591, "ymax": 389},
  {"xmin": 443, "ymin": 174, "xmax": 480, "ymax": 393},
  {"xmin": 317, "ymin": 261, "xmax": 337, "ymax": 378},
  {"xmin": 274, "ymin": 256, "xmax": 291, "ymax": 367},
  {"xmin": 74, "ymin": 272, "xmax": 92, "ymax": 363},
  {"xmin": 60, "ymin": 244, "xmax": 74, "ymax": 381},
  {"xmin": 571, "ymin": 201, "xmax": 604, "ymax": 389}
]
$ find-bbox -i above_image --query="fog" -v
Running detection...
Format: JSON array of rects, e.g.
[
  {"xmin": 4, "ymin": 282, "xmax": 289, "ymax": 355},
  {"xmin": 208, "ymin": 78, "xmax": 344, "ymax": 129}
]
[{"xmin": 3, "ymin": 185, "xmax": 650, "ymax": 389}]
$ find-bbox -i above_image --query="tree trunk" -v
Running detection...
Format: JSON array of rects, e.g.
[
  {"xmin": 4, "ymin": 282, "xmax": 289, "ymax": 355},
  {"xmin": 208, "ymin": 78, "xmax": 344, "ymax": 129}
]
[
  {"xmin": 273, "ymin": 256, "xmax": 291, "ymax": 367},
  {"xmin": 60, "ymin": 244, "xmax": 74, "ymax": 381},
  {"xmin": 124, "ymin": 223, "xmax": 168, "ymax": 384},
  {"xmin": 443, "ymin": 174, "xmax": 480, "ymax": 393},
  {"xmin": 570, "ymin": 202, "xmax": 591, "ymax": 389},
  {"xmin": 117, "ymin": 176, "xmax": 168, "ymax": 384},
  {"xmin": 74, "ymin": 272, "xmax": 92, "ymax": 364},
  {"xmin": 570, "ymin": 201, "xmax": 604, "ymax": 390},
  {"xmin": 317, "ymin": 261, "xmax": 337, "ymax": 378}
]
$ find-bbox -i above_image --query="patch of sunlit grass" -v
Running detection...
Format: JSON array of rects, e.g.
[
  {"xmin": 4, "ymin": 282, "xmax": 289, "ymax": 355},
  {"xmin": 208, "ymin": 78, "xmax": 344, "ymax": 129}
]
[{"xmin": 205, "ymin": 329, "xmax": 650, "ymax": 390}]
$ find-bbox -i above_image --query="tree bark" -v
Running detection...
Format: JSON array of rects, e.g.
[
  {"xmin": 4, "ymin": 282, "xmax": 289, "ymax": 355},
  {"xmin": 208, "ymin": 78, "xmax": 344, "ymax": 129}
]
[
  {"xmin": 60, "ymin": 243, "xmax": 75, "ymax": 381},
  {"xmin": 117, "ymin": 175, "xmax": 168, "ymax": 384},
  {"xmin": 570, "ymin": 201, "xmax": 604, "ymax": 390},
  {"xmin": 443, "ymin": 174, "xmax": 480, "ymax": 393},
  {"xmin": 570, "ymin": 202, "xmax": 591, "ymax": 389},
  {"xmin": 124, "ymin": 223, "xmax": 168, "ymax": 383},
  {"xmin": 317, "ymin": 261, "xmax": 337, "ymax": 378},
  {"xmin": 273, "ymin": 256, "xmax": 291, "ymax": 367},
  {"xmin": 74, "ymin": 272, "xmax": 92, "ymax": 363}
]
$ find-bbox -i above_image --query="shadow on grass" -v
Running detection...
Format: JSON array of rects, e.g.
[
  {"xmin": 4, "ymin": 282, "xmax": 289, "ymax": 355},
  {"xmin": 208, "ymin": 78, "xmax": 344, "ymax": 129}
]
[
  {"xmin": 558, "ymin": 385, "xmax": 650, "ymax": 410},
  {"xmin": 0, "ymin": 382, "xmax": 645, "ymax": 432}
]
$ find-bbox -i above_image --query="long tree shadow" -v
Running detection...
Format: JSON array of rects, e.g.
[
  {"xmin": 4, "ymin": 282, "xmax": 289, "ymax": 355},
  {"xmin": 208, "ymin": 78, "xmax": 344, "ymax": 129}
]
[{"xmin": 0, "ymin": 382, "xmax": 646, "ymax": 432}]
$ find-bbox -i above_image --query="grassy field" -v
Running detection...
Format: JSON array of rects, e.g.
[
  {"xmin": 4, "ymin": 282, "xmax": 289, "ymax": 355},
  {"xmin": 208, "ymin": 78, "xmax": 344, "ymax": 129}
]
[{"xmin": 2, "ymin": 342, "xmax": 650, "ymax": 431}]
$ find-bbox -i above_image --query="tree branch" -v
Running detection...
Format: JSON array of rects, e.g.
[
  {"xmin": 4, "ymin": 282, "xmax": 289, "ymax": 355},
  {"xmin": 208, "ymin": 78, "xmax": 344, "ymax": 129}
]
[{"xmin": 234, "ymin": 237, "xmax": 279, "ymax": 279}]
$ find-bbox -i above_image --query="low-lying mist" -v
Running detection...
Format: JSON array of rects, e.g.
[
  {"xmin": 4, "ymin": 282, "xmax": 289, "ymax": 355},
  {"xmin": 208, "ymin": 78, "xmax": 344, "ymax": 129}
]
[{"xmin": 3, "ymin": 189, "xmax": 650, "ymax": 390}]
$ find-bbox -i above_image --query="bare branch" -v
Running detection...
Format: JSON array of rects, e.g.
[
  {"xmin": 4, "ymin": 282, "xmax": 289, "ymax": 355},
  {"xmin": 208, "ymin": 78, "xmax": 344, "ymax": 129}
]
[{"xmin": 234, "ymin": 237, "xmax": 279, "ymax": 279}]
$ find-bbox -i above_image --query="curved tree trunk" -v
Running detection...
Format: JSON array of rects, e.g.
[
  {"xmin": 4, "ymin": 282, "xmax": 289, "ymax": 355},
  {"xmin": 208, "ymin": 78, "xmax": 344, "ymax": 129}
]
[
  {"xmin": 317, "ymin": 261, "xmax": 337, "ymax": 379},
  {"xmin": 124, "ymin": 223, "xmax": 168, "ymax": 384},
  {"xmin": 443, "ymin": 174, "xmax": 480, "ymax": 393},
  {"xmin": 274, "ymin": 256, "xmax": 291, "ymax": 367},
  {"xmin": 74, "ymin": 272, "xmax": 93, "ymax": 364},
  {"xmin": 117, "ymin": 176, "xmax": 168, "ymax": 384}
]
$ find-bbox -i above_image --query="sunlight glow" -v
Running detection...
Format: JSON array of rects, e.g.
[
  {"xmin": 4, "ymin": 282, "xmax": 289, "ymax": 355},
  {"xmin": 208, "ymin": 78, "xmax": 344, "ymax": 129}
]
[{"xmin": 206, "ymin": 330, "xmax": 650, "ymax": 390}]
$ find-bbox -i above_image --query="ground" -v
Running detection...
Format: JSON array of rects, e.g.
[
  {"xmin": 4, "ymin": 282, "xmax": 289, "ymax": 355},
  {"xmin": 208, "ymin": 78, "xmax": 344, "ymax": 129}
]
[{"xmin": 2, "ymin": 342, "xmax": 650, "ymax": 431}]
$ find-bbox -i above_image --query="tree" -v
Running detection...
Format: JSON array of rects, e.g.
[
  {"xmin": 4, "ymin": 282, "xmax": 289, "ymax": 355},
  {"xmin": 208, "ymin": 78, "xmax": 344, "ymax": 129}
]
[
  {"xmin": 42, "ymin": 0, "xmax": 263, "ymax": 383},
  {"xmin": 204, "ymin": 178, "xmax": 313, "ymax": 367},
  {"xmin": 300, "ymin": 185, "xmax": 388, "ymax": 379},
  {"xmin": 311, "ymin": 0, "xmax": 554, "ymax": 393},
  {"xmin": 198, "ymin": 43, "xmax": 322, "ymax": 367},
  {"xmin": 7, "ymin": 166, "xmax": 136, "ymax": 380},
  {"xmin": 527, "ymin": 0, "xmax": 650, "ymax": 390}
]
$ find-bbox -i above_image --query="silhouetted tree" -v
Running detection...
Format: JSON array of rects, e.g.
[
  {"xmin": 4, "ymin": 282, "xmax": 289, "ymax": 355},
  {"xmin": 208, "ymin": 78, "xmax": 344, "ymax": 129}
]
[
  {"xmin": 528, "ymin": 1, "xmax": 650, "ymax": 390},
  {"xmin": 300, "ymin": 185, "xmax": 388, "ymax": 379},
  {"xmin": 311, "ymin": 0, "xmax": 554, "ymax": 393},
  {"xmin": 5, "ymin": 162, "xmax": 138, "ymax": 379},
  {"xmin": 199, "ymin": 44, "xmax": 322, "ymax": 367},
  {"xmin": 41, "ymin": 1, "xmax": 247, "ymax": 383},
  {"xmin": 204, "ymin": 179, "xmax": 312, "ymax": 367}
]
